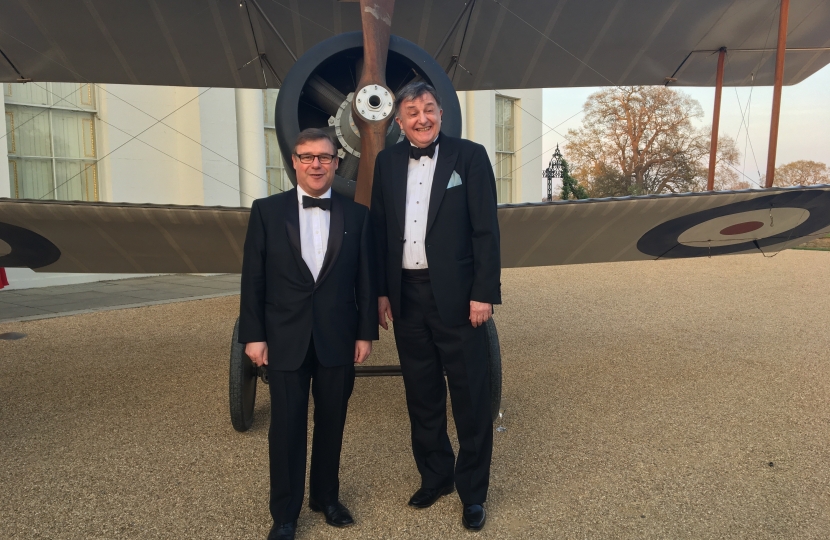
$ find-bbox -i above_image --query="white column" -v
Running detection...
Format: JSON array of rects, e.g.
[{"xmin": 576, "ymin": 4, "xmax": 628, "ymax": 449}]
[
  {"xmin": 234, "ymin": 88, "xmax": 268, "ymax": 207},
  {"xmin": 457, "ymin": 91, "xmax": 467, "ymax": 139},
  {"xmin": 0, "ymin": 95, "xmax": 11, "ymax": 198}
]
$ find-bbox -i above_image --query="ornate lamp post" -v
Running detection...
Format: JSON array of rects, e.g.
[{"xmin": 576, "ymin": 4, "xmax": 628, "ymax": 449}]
[{"xmin": 543, "ymin": 144, "xmax": 563, "ymax": 202}]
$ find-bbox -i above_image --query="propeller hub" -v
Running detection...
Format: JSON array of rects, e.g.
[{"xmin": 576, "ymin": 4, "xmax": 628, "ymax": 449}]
[
  {"xmin": 354, "ymin": 84, "xmax": 394, "ymax": 122},
  {"xmin": 331, "ymin": 91, "xmax": 403, "ymax": 160}
]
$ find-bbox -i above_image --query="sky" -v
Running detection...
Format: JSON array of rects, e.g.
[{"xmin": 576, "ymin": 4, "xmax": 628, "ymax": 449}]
[{"xmin": 538, "ymin": 63, "xmax": 830, "ymax": 193}]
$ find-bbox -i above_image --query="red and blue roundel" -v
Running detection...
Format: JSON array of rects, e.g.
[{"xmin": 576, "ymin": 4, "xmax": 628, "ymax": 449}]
[{"xmin": 637, "ymin": 190, "xmax": 830, "ymax": 258}]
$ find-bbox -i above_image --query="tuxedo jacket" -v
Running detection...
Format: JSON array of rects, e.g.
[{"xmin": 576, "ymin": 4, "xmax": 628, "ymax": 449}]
[
  {"xmin": 370, "ymin": 134, "xmax": 501, "ymax": 327},
  {"xmin": 238, "ymin": 189, "xmax": 378, "ymax": 371}
]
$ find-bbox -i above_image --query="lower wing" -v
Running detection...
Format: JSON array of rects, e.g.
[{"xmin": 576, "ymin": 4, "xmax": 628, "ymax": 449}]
[{"xmin": 2, "ymin": 186, "xmax": 829, "ymax": 273}]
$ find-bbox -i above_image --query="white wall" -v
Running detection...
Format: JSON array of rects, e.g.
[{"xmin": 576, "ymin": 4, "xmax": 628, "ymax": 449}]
[
  {"xmin": 100, "ymin": 84, "xmax": 206, "ymax": 205},
  {"xmin": 199, "ymin": 87, "xmax": 242, "ymax": 207},
  {"xmin": 465, "ymin": 90, "xmax": 496, "ymax": 159},
  {"xmin": 457, "ymin": 90, "xmax": 467, "ymax": 139},
  {"xmin": 506, "ymin": 88, "xmax": 544, "ymax": 204},
  {"xmin": 461, "ymin": 88, "xmax": 543, "ymax": 204}
]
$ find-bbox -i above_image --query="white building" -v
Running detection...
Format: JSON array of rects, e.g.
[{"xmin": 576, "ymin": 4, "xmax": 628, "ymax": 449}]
[{"xmin": 2, "ymin": 82, "xmax": 542, "ymax": 288}]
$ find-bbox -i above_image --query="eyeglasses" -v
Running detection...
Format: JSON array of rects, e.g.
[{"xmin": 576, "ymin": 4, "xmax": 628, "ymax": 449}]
[{"xmin": 294, "ymin": 153, "xmax": 337, "ymax": 164}]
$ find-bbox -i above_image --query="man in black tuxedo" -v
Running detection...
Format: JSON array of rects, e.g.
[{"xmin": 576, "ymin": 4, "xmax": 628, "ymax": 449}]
[
  {"xmin": 370, "ymin": 82, "xmax": 501, "ymax": 531},
  {"xmin": 239, "ymin": 128, "xmax": 377, "ymax": 540}
]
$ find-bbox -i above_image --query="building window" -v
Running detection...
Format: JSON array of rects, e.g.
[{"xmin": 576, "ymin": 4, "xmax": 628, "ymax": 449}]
[
  {"xmin": 5, "ymin": 82, "xmax": 99, "ymax": 201},
  {"xmin": 495, "ymin": 95, "xmax": 515, "ymax": 203},
  {"xmin": 264, "ymin": 89, "xmax": 291, "ymax": 195}
]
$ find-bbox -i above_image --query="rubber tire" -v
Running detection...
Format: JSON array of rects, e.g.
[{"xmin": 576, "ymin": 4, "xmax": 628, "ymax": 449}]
[
  {"xmin": 484, "ymin": 318, "xmax": 502, "ymax": 423},
  {"xmin": 274, "ymin": 31, "xmax": 462, "ymax": 194},
  {"xmin": 229, "ymin": 317, "xmax": 257, "ymax": 432}
]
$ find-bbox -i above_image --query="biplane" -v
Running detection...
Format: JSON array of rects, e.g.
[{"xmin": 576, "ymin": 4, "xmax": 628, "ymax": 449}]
[{"xmin": 2, "ymin": 0, "xmax": 830, "ymax": 431}]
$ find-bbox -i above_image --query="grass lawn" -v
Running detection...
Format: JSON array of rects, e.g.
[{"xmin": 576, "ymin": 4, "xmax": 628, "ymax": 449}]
[{"xmin": 792, "ymin": 233, "xmax": 830, "ymax": 251}]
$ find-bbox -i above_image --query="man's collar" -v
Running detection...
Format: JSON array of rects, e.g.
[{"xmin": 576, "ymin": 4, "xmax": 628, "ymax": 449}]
[
  {"xmin": 408, "ymin": 131, "xmax": 441, "ymax": 148},
  {"xmin": 296, "ymin": 185, "xmax": 332, "ymax": 202}
]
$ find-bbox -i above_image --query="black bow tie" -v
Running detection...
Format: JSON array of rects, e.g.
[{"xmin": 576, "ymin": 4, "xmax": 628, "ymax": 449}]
[
  {"xmin": 410, "ymin": 140, "xmax": 438, "ymax": 160},
  {"xmin": 302, "ymin": 196, "xmax": 331, "ymax": 211}
]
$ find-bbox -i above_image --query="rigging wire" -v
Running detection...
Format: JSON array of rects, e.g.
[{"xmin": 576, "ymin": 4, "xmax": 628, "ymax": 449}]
[
  {"xmin": 491, "ymin": 90, "xmax": 582, "ymax": 171},
  {"xmin": 263, "ymin": 0, "xmax": 336, "ymax": 37},
  {"xmin": 242, "ymin": 0, "xmax": 270, "ymax": 88},
  {"xmin": 0, "ymin": 27, "xmax": 281, "ymax": 198},
  {"xmin": 733, "ymin": 82, "xmax": 762, "ymax": 180},
  {"xmin": 725, "ymin": 161, "xmax": 764, "ymax": 189},
  {"xmin": 502, "ymin": 124, "xmax": 580, "ymax": 181},
  {"xmin": 720, "ymin": 5, "xmax": 776, "ymax": 186},
  {"xmin": 28, "ymin": 81, "xmax": 264, "ymax": 202},
  {"xmin": 0, "ymin": 45, "xmax": 26, "ymax": 80},
  {"xmin": 36, "ymin": 85, "xmax": 207, "ymax": 200},
  {"xmin": 488, "ymin": 0, "xmax": 617, "ymax": 87},
  {"xmin": 738, "ymin": 3, "xmax": 778, "ymax": 183},
  {"xmin": 97, "ymin": 85, "xmax": 275, "ymax": 191},
  {"xmin": 451, "ymin": 0, "xmax": 477, "ymax": 83},
  {"xmin": 1, "ymin": 84, "xmax": 86, "ymax": 144},
  {"xmin": 94, "ymin": 114, "xmax": 261, "ymax": 202}
]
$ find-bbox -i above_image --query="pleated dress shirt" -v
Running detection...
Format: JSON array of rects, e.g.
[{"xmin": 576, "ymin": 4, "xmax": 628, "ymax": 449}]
[
  {"xmin": 296, "ymin": 185, "xmax": 331, "ymax": 280},
  {"xmin": 402, "ymin": 143, "xmax": 439, "ymax": 269}
]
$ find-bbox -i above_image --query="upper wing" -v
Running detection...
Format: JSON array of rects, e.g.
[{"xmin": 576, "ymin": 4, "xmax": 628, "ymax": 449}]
[
  {"xmin": 2, "ymin": 186, "xmax": 830, "ymax": 273},
  {"xmin": 1, "ymin": 0, "xmax": 829, "ymax": 89}
]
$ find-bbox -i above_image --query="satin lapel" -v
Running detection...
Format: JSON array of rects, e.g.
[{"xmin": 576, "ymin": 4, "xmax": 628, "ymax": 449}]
[
  {"xmin": 426, "ymin": 136, "xmax": 459, "ymax": 234},
  {"xmin": 392, "ymin": 144, "xmax": 409, "ymax": 236},
  {"xmin": 315, "ymin": 193, "xmax": 344, "ymax": 287},
  {"xmin": 284, "ymin": 190, "xmax": 314, "ymax": 282}
]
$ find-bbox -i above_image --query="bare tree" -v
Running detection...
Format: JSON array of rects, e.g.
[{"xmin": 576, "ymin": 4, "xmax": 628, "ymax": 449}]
[
  {"xmin": 765, "ymin": 160, "xmax": 830, "ymax": 187},
  {"xmin": 566, "ymin": 86, "xmax": 740, "ymax": 196},
  {"xmin": 708, "ymin": 134, "xmax": 748, "ymax": 191}
]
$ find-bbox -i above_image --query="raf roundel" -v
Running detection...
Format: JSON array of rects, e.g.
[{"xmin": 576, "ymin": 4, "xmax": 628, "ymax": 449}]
[
  {"xmin": 637, "ymin": 190, "xmax": 830, "ymax": 258},
  {"xmin": 0, "ymin": 221, "xmax": 62, "ymax": 269}
]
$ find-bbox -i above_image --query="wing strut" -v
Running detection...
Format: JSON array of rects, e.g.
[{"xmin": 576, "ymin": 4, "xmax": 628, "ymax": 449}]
[
  {"xmin": 0, "ymin": 46, "xmax": 30, "ymax": 82},
  {"xmin": 707, "ymin": 47, "xmax": 726, "ymax": 191},
  {"xmin": 765, "ymin": 0, "xmax": 790, "ymax": 187},
  {"xmin": 248, "ymin": 0, "xmax": 298, "ymax": 62}
]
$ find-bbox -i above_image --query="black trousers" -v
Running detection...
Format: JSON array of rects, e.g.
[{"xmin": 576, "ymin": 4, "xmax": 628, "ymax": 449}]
[
  {"xmin": 393, "ymin": 270, "xmax": 493, "ymax": 504},
  {"xmin": 267, "ymin": 338, "xmax": 355, "ymax": 524}
]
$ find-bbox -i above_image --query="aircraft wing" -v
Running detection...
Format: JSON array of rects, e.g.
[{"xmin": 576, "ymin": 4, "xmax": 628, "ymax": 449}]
[
  {"xmin": 2, "ymin": 186, "xmax": 829, "ymax": 273},
  {"xmin": 1, "ymin": 0, "xmax": 829, "ymax": 90},
  {"xmin": 499, "ymin": 185, "xmax": 830, "ymax": 267},
  {"xmin": 0, "ymin": 199, "xmax": 249, "ymax": 274}
]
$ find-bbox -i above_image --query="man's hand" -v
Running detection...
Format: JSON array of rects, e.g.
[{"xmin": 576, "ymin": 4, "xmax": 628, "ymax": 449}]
[
  {"xmin": 354, "ymin": 340, "xmax": 372, "ymax": 364},
  {"xmin": 378, "ymin": 296, "xmax": 394, "ymax": 330},
  {"xmin": 469, "ymin": 301, "xmax": 492, "ymax": 328},
  {"xmin": 245, "ymin": 341, "xmax": 268, "ymax": 367}
]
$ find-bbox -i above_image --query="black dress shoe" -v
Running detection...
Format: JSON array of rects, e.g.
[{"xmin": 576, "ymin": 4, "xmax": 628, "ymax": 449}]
[
  {"xmin": 462, "ymin": 504, "xmax": 486, "ymax": 531},
  {"xmin": 308, "ymin": 499, "xmax": 354, "ymax": 527},
  {"xmin": 407, "ymin": 484, "xmax": 455, "ymax": 508},
  {"xmin": 267, "ymin": 521, "xmax": 297, "ymax": 540}
]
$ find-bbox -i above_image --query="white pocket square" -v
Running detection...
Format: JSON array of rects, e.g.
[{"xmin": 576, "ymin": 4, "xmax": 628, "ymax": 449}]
[{"xmin": 447, "ymin": 171, "xmax": 463, "ymax": 189}]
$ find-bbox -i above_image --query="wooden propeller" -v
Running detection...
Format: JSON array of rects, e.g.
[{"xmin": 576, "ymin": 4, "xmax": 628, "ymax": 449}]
[{"xmin": 352, "ymin": 0, "xmax": 396, "ymax": 208}]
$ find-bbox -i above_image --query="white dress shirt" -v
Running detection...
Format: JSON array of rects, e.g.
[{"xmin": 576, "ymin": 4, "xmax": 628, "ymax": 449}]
[
  {"xmin": 296, "ymin": 185, "xmax": 331, "ymax": 280},
  {"xmin": 402, "ymin": 143, "xmax": 439, "ymax": 269}
]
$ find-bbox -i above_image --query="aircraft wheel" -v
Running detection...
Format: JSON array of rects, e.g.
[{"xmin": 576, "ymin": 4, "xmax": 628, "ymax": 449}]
[
  {"xmin": 274, "ymin": 31, "xmax": 462, "ymax": 198},
  {"xmin": 484, "ymin": 318, "xmax": 502, "ymax": 423},
  {"xmin": 229, "ymin": 317, "xmax": 257, "ymax": 432}
]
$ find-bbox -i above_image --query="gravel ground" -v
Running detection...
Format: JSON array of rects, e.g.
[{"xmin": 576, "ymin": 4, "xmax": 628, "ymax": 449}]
[{"xmin": 1, "ymin": 250, "xmax": 829, "ymax": 539}]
